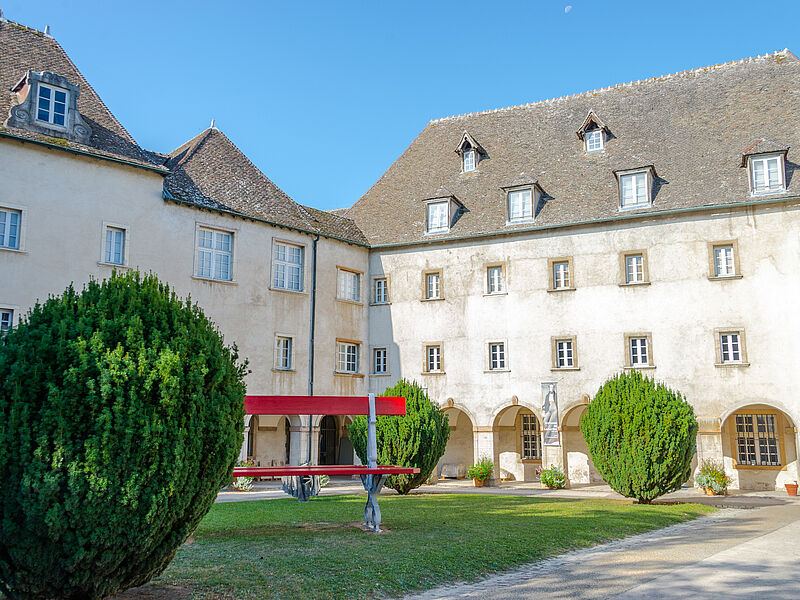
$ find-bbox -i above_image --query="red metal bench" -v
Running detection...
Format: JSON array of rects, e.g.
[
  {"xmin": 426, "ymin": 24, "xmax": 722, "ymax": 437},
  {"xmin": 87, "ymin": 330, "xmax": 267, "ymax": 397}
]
[{"xmin": 232, "ymin": 394, "xmax": 419, "ymax": 531}]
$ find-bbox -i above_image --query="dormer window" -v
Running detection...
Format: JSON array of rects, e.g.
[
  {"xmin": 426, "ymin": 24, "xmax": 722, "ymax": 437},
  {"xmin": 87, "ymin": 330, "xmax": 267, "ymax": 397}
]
[
  {"xmin": 36, "ymin": 83, "xmax": 68, "ymax": 127},
  {"xmin": 427, "ymin": 201, "xmax": 449, "ymax": 234},
  {"xmin": 463, "ymin": 149, "xmax": 476, "ymax": 172},
  {"xmin": 615, "ymin": 166, "xmax": 656, "ymax": 210},
  {"xmin": 508, "ymin": 189, "xmax": 532, "ymax": 221},
  {"xmin": 502, "ymin": 177, "xmax": 543, "ymax": 224},
  {"xmin": 749, "ymin": 154, "xmax": 785, "ymax": 195},
  {"xmin": 585, "ymin": 129, "xmax": 604, "ymax": 152}
]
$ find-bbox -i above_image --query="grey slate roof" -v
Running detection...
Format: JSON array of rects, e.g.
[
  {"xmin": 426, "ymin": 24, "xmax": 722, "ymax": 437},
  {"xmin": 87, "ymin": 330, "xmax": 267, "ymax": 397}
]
[
  {"xmin": 0, "ymin": 20, "xmax": 164, "ymax": 171},
  {"xmin": 164, "ymin": 127, "xmax": 367, "ymax": 244},
  {"xmin": 347, "ymin": 50, "xmax": 800, "ymax": 246}
]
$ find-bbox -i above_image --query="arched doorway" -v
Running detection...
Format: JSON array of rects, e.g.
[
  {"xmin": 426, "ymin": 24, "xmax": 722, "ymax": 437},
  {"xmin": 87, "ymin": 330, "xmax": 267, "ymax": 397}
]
[
  {"xmin": 493, "ymin": 405, "xmax": 541, "ymax": 481},
  {"xmin": 721, "ymin": 404, "xmax": 799, "ymax": 490},
  {"xmin": 318, "ymin": 415, "xmax": 339, "ymax": 465},
  {"xmin": 251, "ymin": 415, "xmax": 291, "ymax": 466},
  {"xmin": 437, "ymin": 407, "xmax": 474, "ymax": 479},
  {"xmin": 561, "ymin": 404, "xmax": 604, "ymax": 484}
]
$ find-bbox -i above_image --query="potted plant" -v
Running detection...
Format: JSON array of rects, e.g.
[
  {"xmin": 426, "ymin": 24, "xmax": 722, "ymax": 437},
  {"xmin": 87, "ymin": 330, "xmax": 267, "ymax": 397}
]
[
  {"xmin": 785, "ymin": 481, "xmax": 798, "ymax": 496},
  {"xmin": 695, "ymin": 460, "xmax": 729, "ymax": 496},
  {"xmin": 466, "ymin": 456, "xmax": 494, "ymax": 487},
  {"xmin": 537, "ymin": 465, "xmax": 568, "ymax": 489}
]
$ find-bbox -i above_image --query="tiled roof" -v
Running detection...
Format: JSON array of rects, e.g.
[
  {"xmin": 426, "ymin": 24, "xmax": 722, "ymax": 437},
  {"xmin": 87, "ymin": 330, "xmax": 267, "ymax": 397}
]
[
  {"xmin": 348, "ymin": 50, "xmax": 800, "ymax": 246},
  {"xmin": 0, "ymin": 20, "xmax": 164, "ymax": 171},
  {"xmin": 164, "ymin": 127, "xmax": 367, "ymax": 244}
]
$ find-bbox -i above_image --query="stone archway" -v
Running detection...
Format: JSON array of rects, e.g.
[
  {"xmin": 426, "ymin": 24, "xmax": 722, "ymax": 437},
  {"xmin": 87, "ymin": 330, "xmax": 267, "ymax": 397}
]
[
  {"xmin": 251, "ymin": 414, "xmax": 291, "ymax": 467},
  {"xmin": 721, "ymin": 404, "xmax": 799, "ymax": 490},
  {"xmin": 561, "ymin": 404, "xmax": 604, "ymax": 484},
  {"xmin": 437, "ymin": 407, "xmax": 475, "ymax": 479},
  {"xmin": 493, "ymin": 405, "xmax": 541, "ymax": 482}
]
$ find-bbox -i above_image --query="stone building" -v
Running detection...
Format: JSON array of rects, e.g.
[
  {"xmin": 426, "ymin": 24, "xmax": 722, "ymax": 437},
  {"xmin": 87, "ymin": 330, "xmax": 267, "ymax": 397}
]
[{"xmin": 1, "ymin": 15, "xmax": 798, "ymax": 489}]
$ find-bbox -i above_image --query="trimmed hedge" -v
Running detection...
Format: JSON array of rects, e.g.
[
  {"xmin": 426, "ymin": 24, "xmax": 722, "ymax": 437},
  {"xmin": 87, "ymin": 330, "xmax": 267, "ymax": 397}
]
[
  {"xmin": 580, "ymin": 371, "xmax": 697, "ymax": 503},
  {"xmin": 0, "ymin": 272, "xmax": 247, "ymax": 599},
  {"xmin": 348, "ymin": 379, "xmax": 449, "ymax": 494}
]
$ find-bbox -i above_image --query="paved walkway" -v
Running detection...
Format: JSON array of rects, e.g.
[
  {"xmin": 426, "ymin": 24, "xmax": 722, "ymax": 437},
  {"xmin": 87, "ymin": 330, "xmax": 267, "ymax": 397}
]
[{"xmin": 402, "ymin": 503, "xmax": 800, "ymax": 599}]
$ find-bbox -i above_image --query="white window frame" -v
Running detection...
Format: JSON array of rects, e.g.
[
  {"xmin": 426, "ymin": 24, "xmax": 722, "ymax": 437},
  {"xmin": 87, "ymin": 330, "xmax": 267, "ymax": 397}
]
[
  {"xmin": 713, "ymin": 244, "xmax": 736, "ymax": 278},
  {"xmin": 99, "ymin": 222, "xmax": 129, "ymax": 267},
  {"xmin": 486, "ymin": 266, "xmax": 504, "ymax": 294},
  {"xmin": 556, "ymin": 339, "xmax": 574, "ymax": 368},
  {"xmin": 507, "ymin": 188, "xmax": 533, "ymax": 222},
  {"xmin": 462, "ymin": 149, "xmax": 476, "ymax": 173},
  {"xmin": 426, "ymin": 345, "xmax": 442, "ymax": 373},
  {"xmin": 720, "ymin": 333, "xmax": 742, "ymax": 364},
  {"xmin": 425, "ymin": 271, "xmax": 441, "ymax": 300},
  {"xmin": 749, "ymin": 154, "xmax": 785, "ymax": 195},
  {"xmin": 585, "ymin": 129, "xmax": 604, "ymax": 152},
  {"xmin": 373, "ymin": 347, "xmax": 388, "ymax": 375},
  {"xmin": 373, "ymin": 277, "xmax": 389, "ymax": 304},
  {"xmin": 0, "ymin": 308, "xmax": 14, "ymax": 334},
  {"xmin": 275, "ymin": 335, "xmax": 293, "ymax": 370},
  {"xmin": 618, "ymin": 170, "xmax": 651, "ymax": 210},
  {"xmin": 272, "ymin": 240, "xmax": 304, "ymax": 292},
  {"xmin": 195, "ymin": 225, "xmax": 234, "ymax": 282},
  {"xmin": 0, "ymin": 207, "xmax": 23, "ymax": 251},
  {"xmin": 552, "ymin": 261, "xmax": 571, "ymax": 290},
  {"xmin": 629, "ymin": 337, "xmax": 650, "ymax": 367},
  {"xmin": 625, "ymin": 253, "xmax": 645, "ymax": 284},
  {"xmin": 336, "ymin": 268, "xmax": 361, "ymax": 302},
  {"xmin": 336, "ymin": 341, "xmax": 360, "ymax": 374},
  {"xmin": 426, "ymin": 201, "xmax": 450, "ymax": 234},
  {"xmin": 488, "ymin": 342, "xmax": 506, "ymax": 371},
  {"xmin": 36, "ymin": 82, "xmax": 69, "ymax": 127}
]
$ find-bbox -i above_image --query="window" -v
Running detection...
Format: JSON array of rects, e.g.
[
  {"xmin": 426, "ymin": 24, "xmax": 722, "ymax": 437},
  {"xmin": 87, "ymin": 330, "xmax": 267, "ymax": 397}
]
[
  {"xmin": 427, "ymin": 201, "xmax": 449, "ymax": 234},
  {"xmin": 489, "ymin": 342, "xmax": 506, "ymax": 370},
  {"xmin": 735, "ymin": 414, "xmax": 781, "ymax": 466},
  {"xmin": 619, "ymin": 171, "xmax": 650, "ymax": 209},
  {"xmin": 720, "ymin": 333, "xmax": 741, "ymax": 363},
  {"xmin": 425, "ymin": 345, "xmax": 442, "ymax": 373},
  {"xmin": 103, "ymin": 227, "xmax": 125, "ymax": 265},
  {"xmin": 373, "ymin": 348, "xmax": 387, "ymax": 374},
  {"xmin": 521, "ymin": 414, "xmax": 541, "ymax": 460},
  {"xmin": 0, "ymin": 309, "xmax": 12, "ymax": 334},
  {"xmin": 486, "ymin": 266, "xmax": 504, "ymax": 294},
  {"xmin": 36, "ymin": 83, "xmax": 68, "ymax": 126},
  {"xmin": 463, "ymin": 149, "xmax": 476, "ymax": 172},
  {"xmin": 508, "ymin": 188, "xmax": 533, "ymax": 222},
  {"xmin": 585, "ymin": 129, "xmax": 604, "ymax": 152},
  {"xmin": 709, "ymin": 241, "xmax": 740, "ymax": 278},
  {"xmin": 196, "ymin": 228, "xmax": 233, "ymax": 281},
  {"xmin": 750, "ymin": 155, "xmax": 785, "ymax": 194},
  {"xmin": 273, "ymin": 242, "xmax": 303, "ymax": 291},
  {"xmin": 629, "ymin": 337, "xmax": 649, "ymax": 366},
  {"xmin": 623, "ymin": 252, "xmax": 646, "ymax": 284},
  {"xmin": 553, "ymin": 337, "xmax": 576, "ymax": 369},
  {"xmin": 373, "ymin": 277, "xmax": 389, "ymax": 304},
  {"xmin": 275, "ymin": 336, "xmax": 292, "ymax": 370},
  {"xmin": 337, "ymin": 268, "xmax": 361, "ymax": 302},
  {"xmin": 336, "ymin": 341, "xmax": 359, "ymax": 373},
  {"xmin": 0, "ymin": 208, "xmax": 21, "ymax": 250},
  {"xmin": 549, "ymin": 258, "xmax": 573, "ymax": 291},
  {"xmin": 424, "ymin": 271, "xmax": 441, "ymax": 300}
]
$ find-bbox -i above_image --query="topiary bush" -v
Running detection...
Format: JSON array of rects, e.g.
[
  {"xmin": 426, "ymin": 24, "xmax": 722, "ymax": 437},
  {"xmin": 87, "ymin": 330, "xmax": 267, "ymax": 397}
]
[
  {"xmin": 580, "ymin": 371, "xmax": 697, "ymax": 504},
  {"xmin": 0, "ymin": 271, "xmax": 247, "ymax": 600},
  {"xmin": 348, "ymin": 379, "xmax": 449, "ymax": 494}
]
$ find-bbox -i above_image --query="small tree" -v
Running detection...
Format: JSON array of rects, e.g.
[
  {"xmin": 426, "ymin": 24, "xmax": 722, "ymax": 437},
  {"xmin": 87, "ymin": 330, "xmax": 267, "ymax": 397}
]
[
  {"xmin": 348, "ymin": 379, "xmax": 449, "ymax": 494},
  {"xmin": 580, "ymin": 371, "xmax": 697, "ymax": 504},
  {"xmin": 0, "ymin": 272, "xmax": 247, "ymax": 599}
]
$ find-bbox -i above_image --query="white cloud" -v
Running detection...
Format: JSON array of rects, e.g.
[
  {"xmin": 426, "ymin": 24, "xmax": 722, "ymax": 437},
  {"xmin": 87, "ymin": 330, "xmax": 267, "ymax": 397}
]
[{"xmin": 565, "ymin": 5, "xmax": 573, "ymax": 13}]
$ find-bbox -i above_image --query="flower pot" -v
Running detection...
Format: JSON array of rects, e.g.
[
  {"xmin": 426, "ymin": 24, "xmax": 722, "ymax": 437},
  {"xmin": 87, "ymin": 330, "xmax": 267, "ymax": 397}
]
[
  {"xmin": 705, "ymin": 487, "xmax": 716, "ymax": 496},
  {"xmin": 474, "ymin": 478, "xmax": 485, "ymax": 487},
  {"xmin": 786, "ymin": 483, "xmax": 798, "ymax": 497}
]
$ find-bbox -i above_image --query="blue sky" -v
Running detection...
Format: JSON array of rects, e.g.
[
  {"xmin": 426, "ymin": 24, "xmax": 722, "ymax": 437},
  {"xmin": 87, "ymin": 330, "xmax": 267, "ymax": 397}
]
[{"xmin": 5, "ymin": 1, "xmax": 800, "ymax": 211}]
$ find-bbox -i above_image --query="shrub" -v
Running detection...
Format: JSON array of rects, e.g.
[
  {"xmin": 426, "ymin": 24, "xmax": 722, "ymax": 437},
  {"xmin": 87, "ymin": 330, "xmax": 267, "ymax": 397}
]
[
  {"xmin": 348, "ymin": 379, "xmax": 449, "ymax": 494},
  {"xmin": 0, "ymin": 272, "xmax": 247, "ymax": 600},
  {"xmin": 580, "ymin": 371, "xmax": 697, "ymax": 504},
  {"xmin": 538, "ymin": 465, "xmax": 567, "ymax": 489},
  {"xmin": 232, "ymin": 460, "xmax": 256, "ymax": 491},
  {"xmin": 467, "ymin": 456, "xmax": 494, "ymax": 481},
  {"xmin": 695, "ymin": 460, "xmax": 730, "ymax": 494}
]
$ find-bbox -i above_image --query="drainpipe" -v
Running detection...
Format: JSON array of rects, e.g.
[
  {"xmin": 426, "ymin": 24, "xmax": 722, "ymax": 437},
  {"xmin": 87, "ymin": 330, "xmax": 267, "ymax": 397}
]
[{"xmin": 307, "ymin": 234, "xmax": 319, "ymax": 464}]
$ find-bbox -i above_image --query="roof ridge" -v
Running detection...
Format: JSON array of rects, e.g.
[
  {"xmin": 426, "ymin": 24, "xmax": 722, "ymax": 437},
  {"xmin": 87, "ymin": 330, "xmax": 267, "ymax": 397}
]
[
  {"xmin": 430, "ymin": 49, "xmax": 793, "ymax": 124},
  {"xmin": 0, "ymin": 19, "xmax": 47, "ymax": 36}
]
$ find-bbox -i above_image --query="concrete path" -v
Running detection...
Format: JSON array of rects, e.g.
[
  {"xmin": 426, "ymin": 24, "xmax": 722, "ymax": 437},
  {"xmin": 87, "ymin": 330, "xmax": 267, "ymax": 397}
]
[{"xmin": 401, "ymin": 503, "xmax": 800, "ymax": 599}]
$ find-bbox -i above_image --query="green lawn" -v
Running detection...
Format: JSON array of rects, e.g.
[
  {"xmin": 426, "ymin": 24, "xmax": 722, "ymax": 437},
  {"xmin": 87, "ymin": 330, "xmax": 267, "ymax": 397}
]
[{"xmin": 149, "ymin": 494, "xmax": 714, "ymax": 599}]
